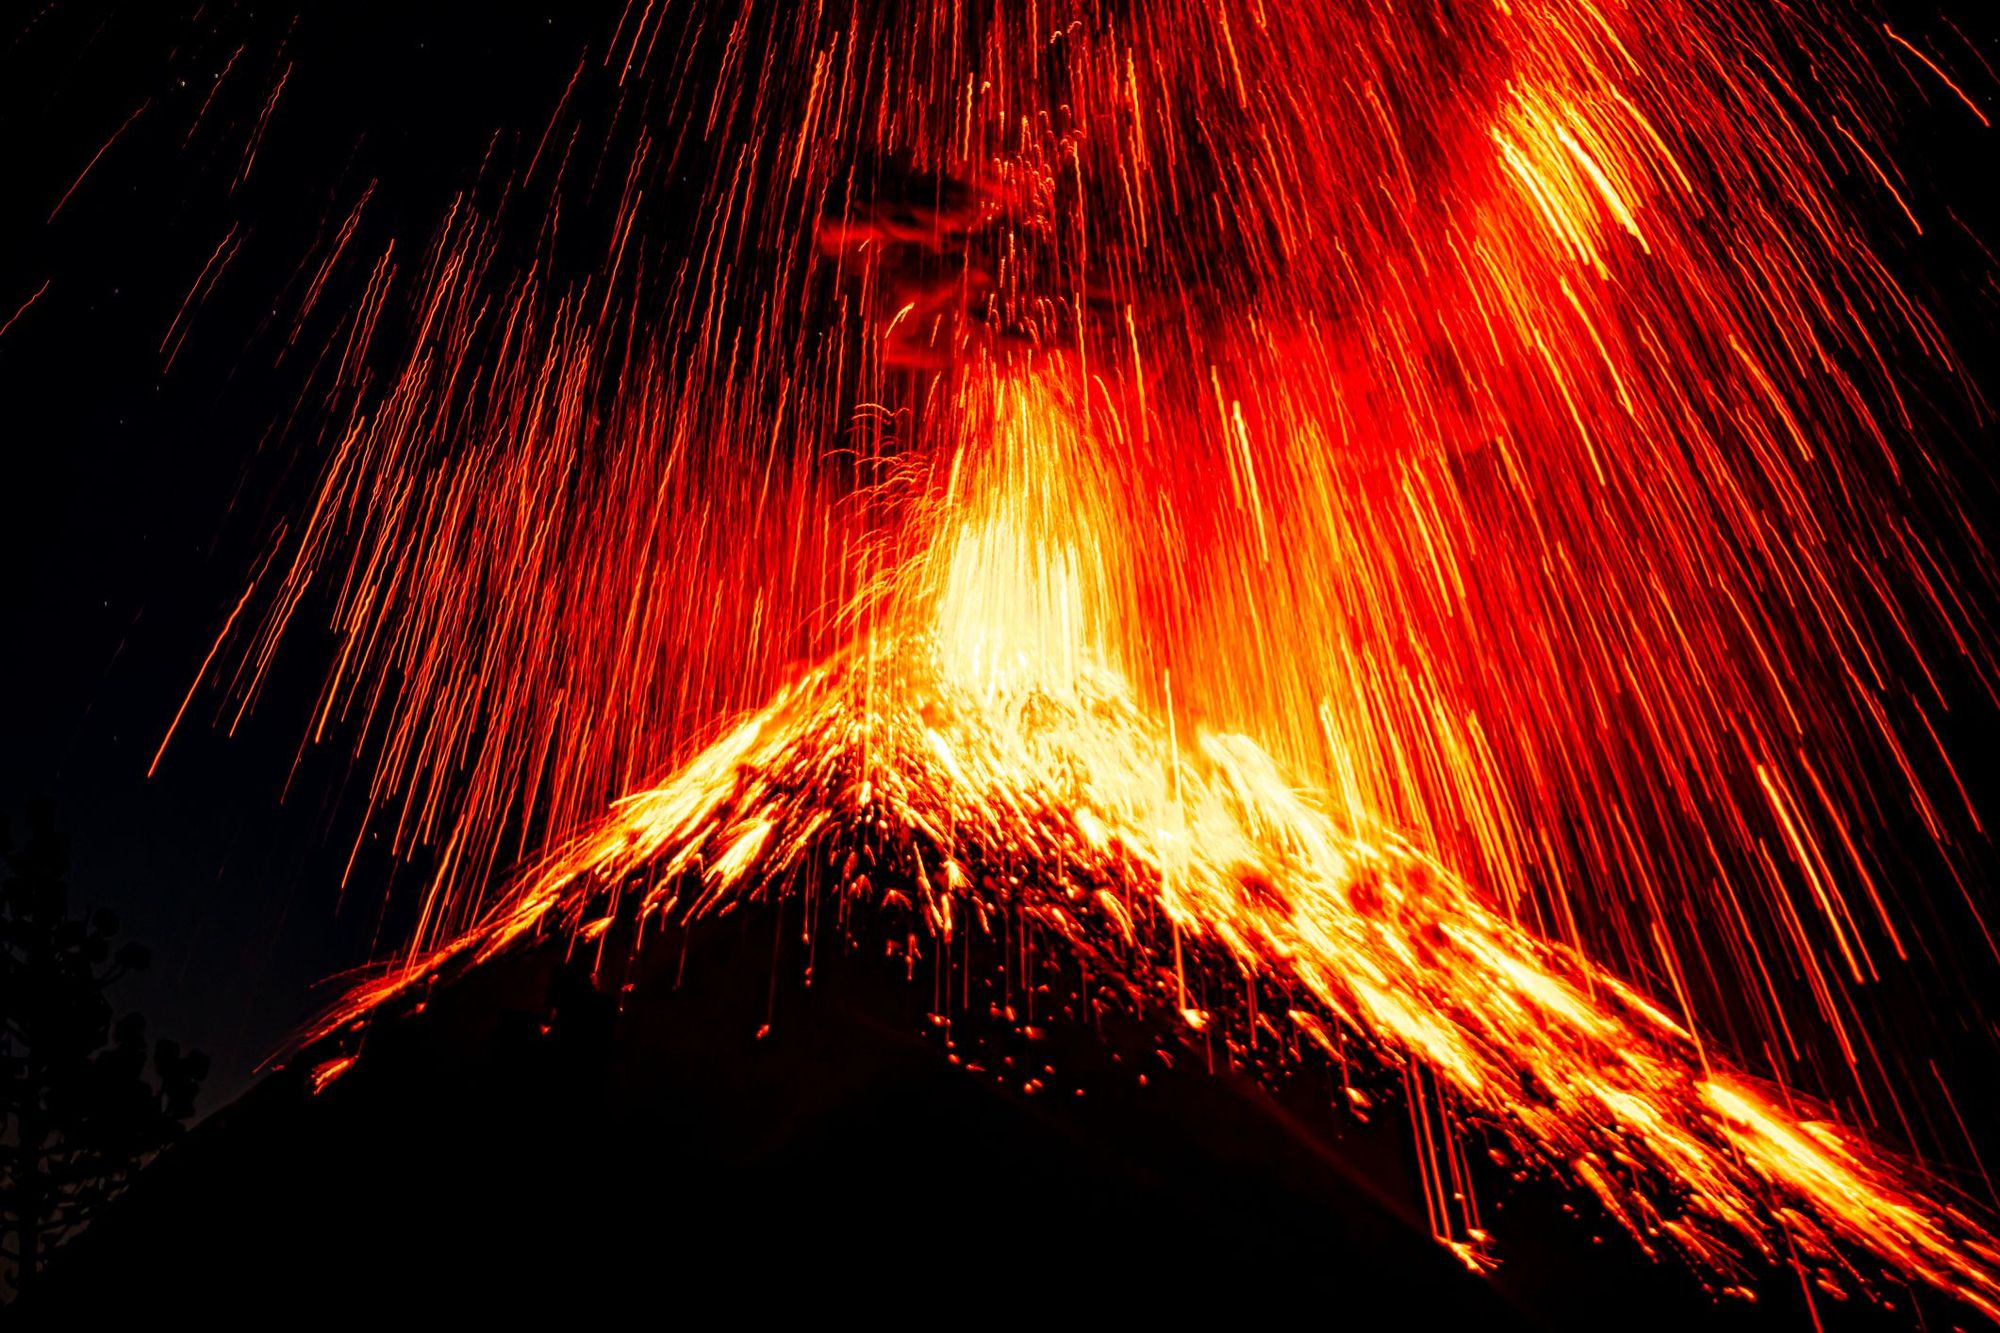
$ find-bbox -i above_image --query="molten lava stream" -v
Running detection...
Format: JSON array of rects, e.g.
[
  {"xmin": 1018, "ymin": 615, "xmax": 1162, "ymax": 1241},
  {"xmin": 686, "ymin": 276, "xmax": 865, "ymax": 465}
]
[{"xmin": 308, "ymin": 364, "xmax": 2000, "ymax": 1323}]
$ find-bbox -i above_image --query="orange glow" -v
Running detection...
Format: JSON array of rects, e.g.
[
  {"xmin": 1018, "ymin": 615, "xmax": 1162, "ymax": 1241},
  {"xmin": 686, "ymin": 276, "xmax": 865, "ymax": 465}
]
[
  {"xmin": 176, "ymin": 0, "xmax": 2000, "ymax": 1317},
  {"xmin": 304, "ymin": 366, "xmax": 2000, "ymax": 1313}
]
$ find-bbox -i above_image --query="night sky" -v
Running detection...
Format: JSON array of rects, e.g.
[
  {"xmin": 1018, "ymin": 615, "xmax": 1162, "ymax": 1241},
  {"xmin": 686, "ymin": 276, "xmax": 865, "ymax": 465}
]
[
  {"xmin": 1, "ymin": 5, "xmax": 622, "ymax": 1103},
  {"xmin": 5, "ymin": 0, "xmax": 2000, "ymax": 1143}
]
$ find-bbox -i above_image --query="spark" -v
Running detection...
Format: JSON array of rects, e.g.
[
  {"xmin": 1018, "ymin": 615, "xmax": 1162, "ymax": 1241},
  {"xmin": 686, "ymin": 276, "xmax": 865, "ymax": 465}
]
[
  {"xmin": 160, "ymin": 0, "xmax": 2000, "ymax": 1317},
  {"xmin": 47, "ymin": 99, "xmax": 150, "ymax": 224},
  {"xmin": 0, "ymin": 279, "xmax": 52, "ymax": 344},
  {"xmin": 305, "ymin": 368, "xmax": 2000, "ymax": 1315}
]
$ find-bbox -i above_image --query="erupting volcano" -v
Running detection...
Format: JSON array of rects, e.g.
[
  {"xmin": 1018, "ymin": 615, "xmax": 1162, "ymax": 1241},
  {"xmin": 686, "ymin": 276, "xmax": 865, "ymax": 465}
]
[{"xmin": 148, "ymin": 0, "xmax": 2000, "ymax": 1322}]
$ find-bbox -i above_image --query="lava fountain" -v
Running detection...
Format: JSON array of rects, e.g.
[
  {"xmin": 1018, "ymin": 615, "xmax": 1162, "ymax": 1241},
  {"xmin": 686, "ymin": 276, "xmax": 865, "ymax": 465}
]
[
  {"xmin": 306, "ymin": 361, "xmax": 2000, "ymax": 1316},
  {"xmin": 160, "ymin": 0, "xmax": 2000, "ymax": 1320}
]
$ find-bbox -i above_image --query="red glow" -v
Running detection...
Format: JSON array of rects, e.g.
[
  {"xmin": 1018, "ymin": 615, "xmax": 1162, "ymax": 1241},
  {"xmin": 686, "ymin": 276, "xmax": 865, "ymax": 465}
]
[{"xmin": 175, "ymin": 0, "xmax": 2000, "ymax": 1317}]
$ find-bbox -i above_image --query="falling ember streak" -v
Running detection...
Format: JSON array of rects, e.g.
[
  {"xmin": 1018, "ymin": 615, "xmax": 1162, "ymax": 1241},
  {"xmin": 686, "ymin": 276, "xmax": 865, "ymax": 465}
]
[
  {"xmin": 1883, "ymin": 23, "xmax": 1993, "ymax": 128},
  {"xmin": 47, "ymin": 100, "xmax": 150, "ymax": 224},
  {"xmin": 0, "ymin": 278, "xmax": 52, "ymax": 344},
  {"xmin": 150, "ymin": 577, "xmax": 263, "ymax": 780},
  {"xmin": 171, "ymin": 0, "xmax": 2000, "ymax": 1319},
  {"xmin": 305, "ymin": 390, "xmax": 2000, "ymax": 1313}
]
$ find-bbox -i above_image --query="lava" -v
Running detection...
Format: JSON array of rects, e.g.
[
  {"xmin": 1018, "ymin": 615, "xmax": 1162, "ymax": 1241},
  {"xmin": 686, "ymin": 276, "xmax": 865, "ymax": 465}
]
[
  {"xmin": 307, "ymin": 365, "xmax": 2000, "ymax": 1317},
  {"xmin": 155, "ymin": 0, "xmax": 2000, "ymax": 1320}
]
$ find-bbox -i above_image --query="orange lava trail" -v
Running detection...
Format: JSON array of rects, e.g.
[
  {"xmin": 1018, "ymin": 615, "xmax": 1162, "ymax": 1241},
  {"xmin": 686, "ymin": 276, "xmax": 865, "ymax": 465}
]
[{"xmin": 167, "ymin": 0, "xmax": 2000, "ymax": 1319}]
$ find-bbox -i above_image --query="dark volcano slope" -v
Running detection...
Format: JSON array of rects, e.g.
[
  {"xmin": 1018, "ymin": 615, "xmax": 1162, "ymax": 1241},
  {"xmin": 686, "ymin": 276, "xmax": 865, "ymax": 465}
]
[{"xmin": 34, "ymin": 907, "xmax": 1934, "ymax": 1328}]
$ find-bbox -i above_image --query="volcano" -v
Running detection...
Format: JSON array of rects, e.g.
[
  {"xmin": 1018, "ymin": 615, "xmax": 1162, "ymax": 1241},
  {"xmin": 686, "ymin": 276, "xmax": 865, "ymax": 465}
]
[{"xmin": 32, "ymin": 893, "xmax": 1948, "ymax": 1329}]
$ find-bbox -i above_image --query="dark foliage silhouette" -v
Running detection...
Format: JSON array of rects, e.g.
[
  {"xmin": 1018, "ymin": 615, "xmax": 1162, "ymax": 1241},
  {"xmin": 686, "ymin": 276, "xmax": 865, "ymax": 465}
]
[{"xmin": 1, "ymin": 800, "xmax": 208, "ymax": 1301}]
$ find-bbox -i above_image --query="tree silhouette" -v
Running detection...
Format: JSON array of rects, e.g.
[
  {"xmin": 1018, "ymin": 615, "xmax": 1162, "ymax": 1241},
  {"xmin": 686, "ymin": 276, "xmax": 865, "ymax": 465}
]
[{"xmin": 1, "ymin": 800, "xmax": 208, "ymax": 1301}]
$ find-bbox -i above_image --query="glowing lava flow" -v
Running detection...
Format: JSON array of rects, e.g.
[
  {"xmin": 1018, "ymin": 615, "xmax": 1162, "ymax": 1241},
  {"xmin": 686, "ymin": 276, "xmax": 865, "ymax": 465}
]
[
  {"xmin": 147, "ymin": 0, "xmax": 2000, "ymax": 1320},
  {"xmin": 310, "ymin": 369, "xmax": 2000, "ymax": 1318}
]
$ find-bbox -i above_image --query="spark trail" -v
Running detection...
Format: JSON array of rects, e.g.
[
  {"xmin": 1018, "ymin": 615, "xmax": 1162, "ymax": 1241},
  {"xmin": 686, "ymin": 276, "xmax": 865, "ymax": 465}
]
[
  {"xmin": 311, "ymin": 367, "xmax": 2000, "ymax": 1317},
  {"xmin": 162, "ymin": 0, "xmax": 2000, "ymax": 1320}
]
